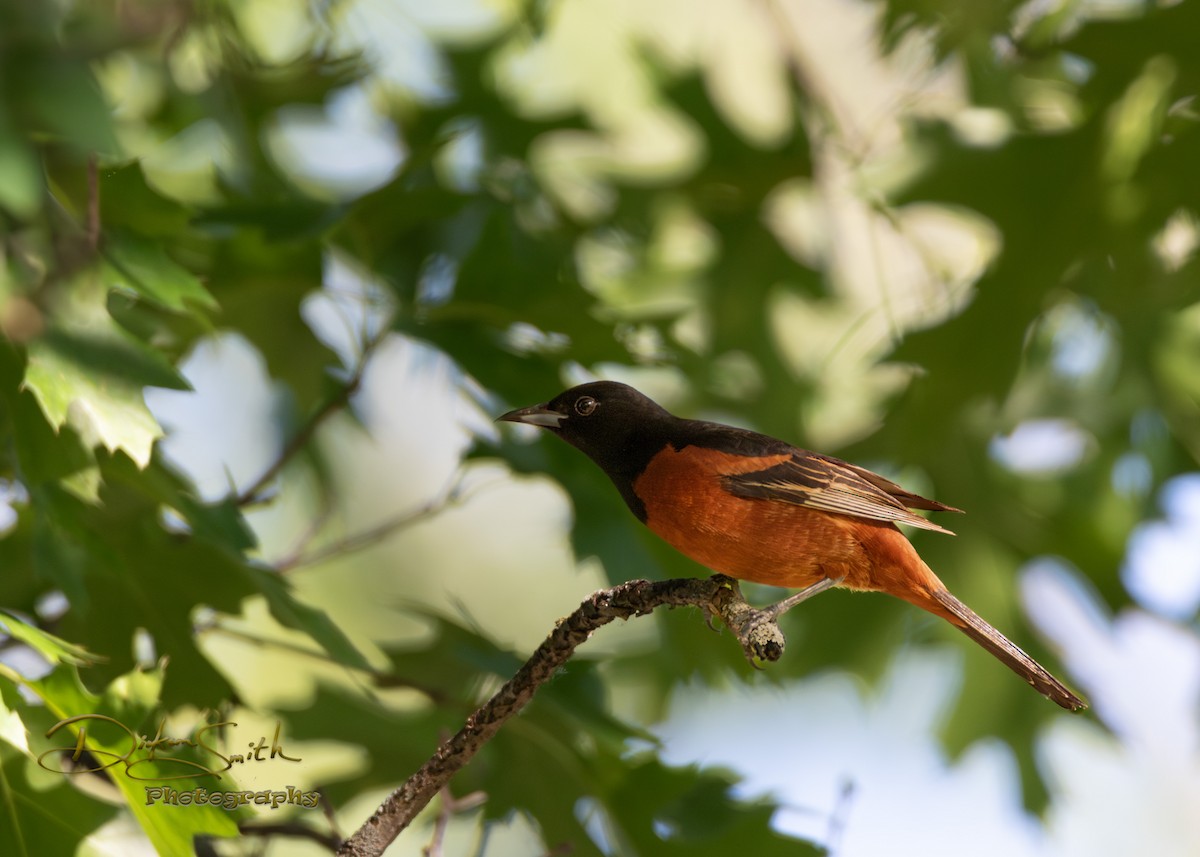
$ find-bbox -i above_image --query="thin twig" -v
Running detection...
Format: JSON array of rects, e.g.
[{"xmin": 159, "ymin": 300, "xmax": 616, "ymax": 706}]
[
  {"xmin": 273, "ymin": 474, "xmax": 472, "ymax": 572},
  {"xmin": 424, "ymin": 786, "xmax": 452, "ymax": 857},
  {"xmin": 237, "ymin": 820, "xmax": 342, "ymax": 851},
  {"xmin": 318, "ymin": 787, "xmax": 341, "ymax": 841},
  {"xmin": 235, "ymin": 381, "xmax": 361, "ymax": 507},
  {"xmin": 272, "ymin": 490, "xmax": 336, "ymax": 571},
  {"xmin": 335, "ymin": 574, "xmax": 796, "ymax": 857},
  {"xmin": 423, "ymin": 783, "xmax": 486, "ymax": 857},
  {"xmin": 196, "ymin": 618, "xmax": 460, "ymax": 705},
  {"xmin": 235, "ymin": 330, "xmax": 388, "ymax": 508},
  {"xmin": 86, "ymin": 154, "xmax": 100, "ymax": 253},
  {"xmin": 825, "ymin": 778, "xmax": 857, "ymax": 857},
  {"xmin": 537, "ymin": 846, "xmax": 574, "ymax": 857}
]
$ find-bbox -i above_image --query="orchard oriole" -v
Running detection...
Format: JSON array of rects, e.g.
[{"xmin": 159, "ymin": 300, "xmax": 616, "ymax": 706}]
[{"xmin": 498, "ymin": 381, "xmax": 1086, "ymax": 711}]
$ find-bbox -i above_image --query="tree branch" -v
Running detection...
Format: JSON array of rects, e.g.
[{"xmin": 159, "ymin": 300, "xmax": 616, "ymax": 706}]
[{"xmin": 336, "ymin": 574, "xmax": 794, "ymax": 857}]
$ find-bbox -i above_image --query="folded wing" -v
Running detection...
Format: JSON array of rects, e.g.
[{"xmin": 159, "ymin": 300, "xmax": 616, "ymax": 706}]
[{"xmin": 721, "ymin": 452, "xmax": 961, "ymax": 535}]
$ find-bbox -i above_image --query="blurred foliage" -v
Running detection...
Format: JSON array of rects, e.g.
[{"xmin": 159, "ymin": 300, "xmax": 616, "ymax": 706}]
[{"xmin": 0, "ymin": 0, "xmax": 1197, "ymax": 854}]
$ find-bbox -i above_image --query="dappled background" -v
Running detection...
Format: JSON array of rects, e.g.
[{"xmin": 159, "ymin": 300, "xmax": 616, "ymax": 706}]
[{"xmin": 1, "ymin": 0, "xmax": 1199, "ymax": 855}]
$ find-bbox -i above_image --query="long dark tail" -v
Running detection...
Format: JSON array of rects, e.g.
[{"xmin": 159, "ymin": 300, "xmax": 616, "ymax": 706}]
[{"xmin": 932, "ymin": 588, "xmax": 1087, "ymax": 712}]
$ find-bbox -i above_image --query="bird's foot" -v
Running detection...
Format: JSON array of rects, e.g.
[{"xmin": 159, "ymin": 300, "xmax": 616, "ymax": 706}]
[{"xmin": 705, "ymin": 575, "xmax": 844, "ymax": 665}]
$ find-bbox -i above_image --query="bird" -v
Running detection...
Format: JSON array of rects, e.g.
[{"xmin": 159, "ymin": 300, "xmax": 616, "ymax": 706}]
[{"xmin": 497, "ymin": 380, "xmax": 1086, "ymax": 711}]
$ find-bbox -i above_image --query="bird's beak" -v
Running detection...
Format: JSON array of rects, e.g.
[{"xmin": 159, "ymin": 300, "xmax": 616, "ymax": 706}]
[{"xmin": 496, "ymin": 402, "xmax": 566, "ymax": 429}]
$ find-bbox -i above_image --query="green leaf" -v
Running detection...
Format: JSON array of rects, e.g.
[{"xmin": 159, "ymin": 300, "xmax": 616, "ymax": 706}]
[
  {"xmin": 24, "ymin": 665, "xmax": 241, "ymax": 856},
  {"xmin": 201, "ymin": 232, "xmax": 338, "ymax": 412},
  {"xmin": 96, "ymin": 455, "xmax": 368, "ymax": 670},
  {"xmin": 0, "ymin": 343, "xmax": 93, "ymax": 489},
  {"xmin": 0, "ymin": 124, "xmax": 41, "ymax": 219},
  {"xmin": 382, "ymin": 611, "xmax": 524, "ymax": 702},
  {"xmin": 1059, "ymin": 1, "xmax": 1200, "ymax": 96},
  {"xmin": 100, "ymin": 455, "xmax": 256, "ymax": 554},
  {"xmin": 104, "ymin": 234, "xmax": 218, "ymax": 314},
  {"xmin": 405, "ymin": 203, "xmax": 630, "ymax": 405},
  {"xmin": 24, "ymin": 334, "xmax": 166, "ymax": 470},
  {"xmin": 10, "ymin": 40, "xmax": 117, "ymax": 156},
  {"xmin": 42, "ymin": 472, "xmax": 250, "ymax": 707},
  {"xmin": 22, "ymin": 273, "xmax": 189, "ymax": 470},
  {"xmin": 281, "ymin": 685, "xmax": 446, "ymax": 806},
  {"xmin": 876, "ymin": 0, "xmax": 1018, "ymax": 59},
  {"xmin": 46, "ymin": 454, "xmax": 367, "ymax": 703},
  {"xmin": 253, "ymin": 571, "xmax": 372, "ymax": 671},
  {"xmin": 606, "ymin": 756, "xmax": 822, "ymax": 856},
  {"xmin": 0, "ymin": 612, "xmax": 97, "ymax": 667},
  {"xmin": 97, "ymin": 162, "xmax": 192, "ymax": 237},
  {"xmin": 0, "ymin": 738, "xmax": 118, "ymax": 857}
]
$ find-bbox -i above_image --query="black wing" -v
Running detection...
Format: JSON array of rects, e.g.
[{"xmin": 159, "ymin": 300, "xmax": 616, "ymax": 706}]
[{"xmin": 722, "ymin": 451, "xmax": 961, "ymax": 534}]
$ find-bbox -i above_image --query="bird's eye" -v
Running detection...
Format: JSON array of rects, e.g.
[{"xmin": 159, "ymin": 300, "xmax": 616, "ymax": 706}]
[{"xmin": 574, "ymin": 396, "xmax": 599, "ymax": 416}]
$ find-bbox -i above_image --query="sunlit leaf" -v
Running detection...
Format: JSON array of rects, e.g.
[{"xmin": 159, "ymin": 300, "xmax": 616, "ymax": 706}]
[
  {"xmin": 0, "ymin": 611, "xmax": 97, "ymax": 667},
  {"xmin": 104, "ymin": 234, "xmax": 218, "ymax": 314},
  {"xmin": 24, "ymin": 334, "xmax": 166, "ymax": 470},
  {"xmin": 24, "ymin": 665, "xmax": 241, "ymax": 855}
]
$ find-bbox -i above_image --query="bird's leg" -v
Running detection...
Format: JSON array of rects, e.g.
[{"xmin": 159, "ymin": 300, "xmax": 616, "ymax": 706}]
[
  {"xmin": 709, "ymin": 575, "xmax": 844, "ymax": 665},
  {"xmin": 760, "ymin": 576, "xmax": 844, "ymax": 621}
]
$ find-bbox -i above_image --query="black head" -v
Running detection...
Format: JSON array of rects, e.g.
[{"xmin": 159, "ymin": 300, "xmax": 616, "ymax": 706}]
[{"xmin": 496, "ymin": 381, "xmax": 677, "ymax": 516}]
